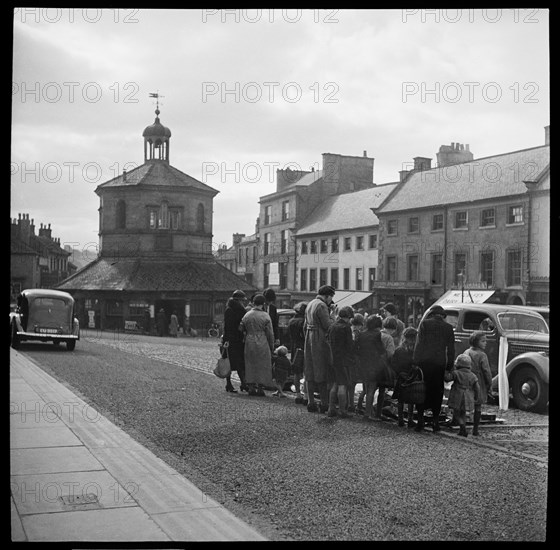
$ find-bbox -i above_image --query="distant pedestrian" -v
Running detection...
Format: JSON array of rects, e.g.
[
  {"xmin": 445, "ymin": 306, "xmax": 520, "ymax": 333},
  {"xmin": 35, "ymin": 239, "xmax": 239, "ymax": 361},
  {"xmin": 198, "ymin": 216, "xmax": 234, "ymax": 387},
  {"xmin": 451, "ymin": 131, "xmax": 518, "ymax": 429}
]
[
  {"xmin": 156, "ymin": 308, "xmax": 167, "ymax": 337},
  {"xmin": 326, "ymin": 306, "xmax": 355, "ymax": 418},
  {"xmin": 445, "ymin": 354, "xmax": 481, "ymax": 437},
  {"xmin": 272, "ymin": 345, "xmax": 291, "ymax": 398},
  {"xmin": 143, "ymin": 309, "xmax": 151, "ymax": 335},
  {"xmin": 304, "ymin": 285, "xmax": 336, "ymax": 413},
  {"xmin": 412, "ymin": 305, "xmax": 455, "ymax": 432},
  {"xmin": 391, "ymin": 327, "xmax": 418, "ymax": 428},
  {"xmin": 463, "ymin": 331, "xmax": 493, "ymax": 436},
  {"xmin": 169, "ymin": 310, "xmax": 179, "ymax": 337},
  {"xmin": 288, "ymin": 302, "xmax": 307, "ymax": 404},
  {"xmin": 222, "ymin": 290, "xmax": 249, "ymax": 393},
  {"xmin": 240, "ymin": 294, "xmax": 275, "ymax": 396},
  {"xmin": 381, "ymin": 302, "xmax": 405, "ymax": 347}
]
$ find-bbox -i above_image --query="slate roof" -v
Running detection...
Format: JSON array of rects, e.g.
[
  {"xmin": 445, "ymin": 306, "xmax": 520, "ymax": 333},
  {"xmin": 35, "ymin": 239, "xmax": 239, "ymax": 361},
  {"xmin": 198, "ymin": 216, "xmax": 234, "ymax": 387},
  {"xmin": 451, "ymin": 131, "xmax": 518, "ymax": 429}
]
[
  {"xmin": 56, "ymin": 257, "xmax": 257, "ymax": 293},
  {"xmin": 375, "ymin": 145, "xmax": 550, "ymax": 214},
  {"xmin": 296, "ymin": 183, "xmax": 398, "ymax": 236},
  {"xmin": 95, "ymin": 161, "xmax": 219, "ymax": 195}
]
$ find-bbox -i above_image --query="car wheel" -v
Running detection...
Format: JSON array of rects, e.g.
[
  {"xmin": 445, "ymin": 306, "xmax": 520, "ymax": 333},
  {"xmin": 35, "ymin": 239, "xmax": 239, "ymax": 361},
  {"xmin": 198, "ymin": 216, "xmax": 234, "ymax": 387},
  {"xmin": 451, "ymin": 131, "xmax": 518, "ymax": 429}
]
[
  {"xmin": 511, "ymin": 365, "xmax": 548, "ymax": 413},
  {"xmin": 11, "ymin": 324, "xmax": 20, "ymax": 349},
  {"xmin": 66, "ymin": 340, "xmax": 76, "ymax": 351}
]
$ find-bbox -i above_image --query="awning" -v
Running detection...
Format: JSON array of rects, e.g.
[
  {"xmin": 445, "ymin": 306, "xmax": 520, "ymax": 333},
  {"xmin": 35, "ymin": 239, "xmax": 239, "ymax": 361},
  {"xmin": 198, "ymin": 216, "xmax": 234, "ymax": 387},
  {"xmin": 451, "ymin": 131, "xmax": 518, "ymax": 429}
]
[
  {"xmin": 334, "ymin": 291, "xmax": 373, "ymax": 309},
  {"xmin": 435, "ymin": 290, "xmax": 495, "ymax": 306}
]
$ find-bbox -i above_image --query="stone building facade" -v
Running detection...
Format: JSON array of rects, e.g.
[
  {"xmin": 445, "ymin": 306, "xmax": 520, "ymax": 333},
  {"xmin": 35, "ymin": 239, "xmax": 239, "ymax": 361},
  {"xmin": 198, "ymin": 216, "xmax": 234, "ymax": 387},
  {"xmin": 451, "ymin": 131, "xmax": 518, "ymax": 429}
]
[
  {"xmin": 57, "ymin": 107, "xmax": 255, "ymax": 332},
  {"xmin": 10, "ymin": 214, "xmax": 75, "ymax": 302}
]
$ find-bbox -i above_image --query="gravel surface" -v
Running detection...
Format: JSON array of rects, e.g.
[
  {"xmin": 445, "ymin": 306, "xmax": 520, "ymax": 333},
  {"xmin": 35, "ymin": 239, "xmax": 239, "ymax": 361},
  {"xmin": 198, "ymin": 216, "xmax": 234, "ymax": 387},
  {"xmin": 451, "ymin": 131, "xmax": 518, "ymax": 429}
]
[{"xmin": 22, "ymin": 332, "xmax": 549, "ymax": 541}]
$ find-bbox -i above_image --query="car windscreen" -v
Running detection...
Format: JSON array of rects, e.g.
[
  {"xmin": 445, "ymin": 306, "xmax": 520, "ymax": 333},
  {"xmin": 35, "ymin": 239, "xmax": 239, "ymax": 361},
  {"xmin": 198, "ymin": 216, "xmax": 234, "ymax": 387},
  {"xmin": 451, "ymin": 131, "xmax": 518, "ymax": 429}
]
[
  {"xmin": 497, "ymin": 312, "xmax": 549, "ymax": 334},
  {"xmin": 29, "ymin": 297, "xmax": 71, "ymax": 327}
]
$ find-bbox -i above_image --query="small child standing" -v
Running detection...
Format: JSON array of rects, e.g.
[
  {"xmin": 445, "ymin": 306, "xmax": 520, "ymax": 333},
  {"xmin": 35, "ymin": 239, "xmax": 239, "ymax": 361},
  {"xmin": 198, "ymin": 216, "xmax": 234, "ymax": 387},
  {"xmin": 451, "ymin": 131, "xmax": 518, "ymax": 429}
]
[
  {"xmin": 391, "ymin": 327, "xmax": 418, "ymax": 427},
  {"xmin": 445, "ymin": 354, "xmax": 481, "ymax": 437},
  {"xmin": 272, "ymin": 346, "xmax": 291, "ymax": 398},
  {"xmin": 464, "ymin": 331, "xmax": 492, "ymax": 436}
]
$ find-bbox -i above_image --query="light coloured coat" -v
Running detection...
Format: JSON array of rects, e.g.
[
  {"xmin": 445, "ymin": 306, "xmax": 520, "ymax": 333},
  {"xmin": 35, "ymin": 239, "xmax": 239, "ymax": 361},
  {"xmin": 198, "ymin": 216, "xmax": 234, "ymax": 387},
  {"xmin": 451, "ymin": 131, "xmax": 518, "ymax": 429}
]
[{"xmin": 240, "ymin": 307, "xmax": 275, "ymax": 386}]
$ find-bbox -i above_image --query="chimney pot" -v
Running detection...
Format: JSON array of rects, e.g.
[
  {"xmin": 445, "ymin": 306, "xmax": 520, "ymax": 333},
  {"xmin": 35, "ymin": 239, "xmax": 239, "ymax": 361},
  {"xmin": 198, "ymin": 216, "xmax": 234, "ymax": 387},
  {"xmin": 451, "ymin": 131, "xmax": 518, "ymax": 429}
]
[{"xmin": 363, "ymin": 150, "xmax": 367, "ymax": 157}]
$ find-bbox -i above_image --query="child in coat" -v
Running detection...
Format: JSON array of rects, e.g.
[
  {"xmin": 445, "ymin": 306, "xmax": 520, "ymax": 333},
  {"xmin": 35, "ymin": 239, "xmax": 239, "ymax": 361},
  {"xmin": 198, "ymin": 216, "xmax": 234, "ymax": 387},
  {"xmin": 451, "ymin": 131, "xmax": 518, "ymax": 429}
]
[
  {"xmin": 272, "ymin": 345, "xmax": 291, "ymax": 398},
  {"xmin": 445, "ymin": 354, "xmax": 481, "ymax": 437},
  {"xmin": 391, "ymin": 327, "xmax": 418, "ymax": 427}
]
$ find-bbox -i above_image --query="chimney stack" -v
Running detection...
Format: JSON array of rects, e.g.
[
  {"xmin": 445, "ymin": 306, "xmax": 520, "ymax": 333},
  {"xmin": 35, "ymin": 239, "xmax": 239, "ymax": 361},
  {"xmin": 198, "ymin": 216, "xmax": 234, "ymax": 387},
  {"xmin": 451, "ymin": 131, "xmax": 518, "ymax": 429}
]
[{"xmin": 413, "ymin": 157, "xmax": 432, "ymax": 172}]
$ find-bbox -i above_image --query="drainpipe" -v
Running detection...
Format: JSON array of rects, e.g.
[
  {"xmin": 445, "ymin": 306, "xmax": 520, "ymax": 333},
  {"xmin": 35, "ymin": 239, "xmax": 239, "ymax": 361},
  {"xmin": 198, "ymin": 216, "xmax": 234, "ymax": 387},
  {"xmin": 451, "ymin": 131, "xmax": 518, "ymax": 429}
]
[
  {"xmin": 442, "ymin": 205, "xmax": 448, "ymax": 292},
  {"xmin": 526, "ymin": 194, "xmax": 532, "ymax": 304}
]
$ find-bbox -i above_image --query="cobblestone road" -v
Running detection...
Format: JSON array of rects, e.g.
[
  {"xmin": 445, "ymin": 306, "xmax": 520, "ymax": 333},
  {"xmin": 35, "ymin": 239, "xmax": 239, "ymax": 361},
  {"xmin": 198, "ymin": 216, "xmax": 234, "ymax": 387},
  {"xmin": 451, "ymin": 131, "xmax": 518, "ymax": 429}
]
[{"xmin": 82, "ymin": 329, "xmax": 549, "ymax": 465}]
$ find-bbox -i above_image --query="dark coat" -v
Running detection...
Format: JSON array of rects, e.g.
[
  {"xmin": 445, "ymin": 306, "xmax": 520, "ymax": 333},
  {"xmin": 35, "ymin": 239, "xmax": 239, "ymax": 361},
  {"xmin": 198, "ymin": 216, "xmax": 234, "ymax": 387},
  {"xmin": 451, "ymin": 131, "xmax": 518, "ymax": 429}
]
[
  {"xmin": 222, "ymin": 298, "xmax": 246, "ymax": 373},
  {"xmin": 288, "ymin": 313, "xmax": 305, "ymax": 357},
  {"xmin": 328, "ymin": 319, "xmax": 354, "ymax": 369},
  {"xmin": 413, "ymin": 315, "xmax": 455, "ymax": 370},
  {"xmin": 355, "ymin": 328, "xmax": 388, "ymax": 384},
  {"xmin": 445, "ymin": 365, "xmax": 481, "ymax": 413},
  {"xmin": 266, "ymin": 302, "xmax": 280, "ymax": 342}
]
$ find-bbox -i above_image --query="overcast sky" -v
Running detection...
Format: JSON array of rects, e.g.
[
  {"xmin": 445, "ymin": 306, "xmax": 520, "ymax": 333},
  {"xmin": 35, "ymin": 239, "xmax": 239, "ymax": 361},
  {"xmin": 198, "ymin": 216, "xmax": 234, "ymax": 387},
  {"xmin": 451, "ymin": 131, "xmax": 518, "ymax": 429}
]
[{"xmin": 11, "ymin": 8, "xmax": 549, "ymax": 257}]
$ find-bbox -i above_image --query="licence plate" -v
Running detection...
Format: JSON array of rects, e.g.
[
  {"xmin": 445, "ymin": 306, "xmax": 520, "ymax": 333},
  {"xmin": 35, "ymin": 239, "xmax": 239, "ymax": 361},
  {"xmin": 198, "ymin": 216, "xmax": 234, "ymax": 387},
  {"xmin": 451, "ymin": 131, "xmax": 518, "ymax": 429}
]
[{"xmin": 38, "ymin": 328, "xmax": 59, "ymax": 334}]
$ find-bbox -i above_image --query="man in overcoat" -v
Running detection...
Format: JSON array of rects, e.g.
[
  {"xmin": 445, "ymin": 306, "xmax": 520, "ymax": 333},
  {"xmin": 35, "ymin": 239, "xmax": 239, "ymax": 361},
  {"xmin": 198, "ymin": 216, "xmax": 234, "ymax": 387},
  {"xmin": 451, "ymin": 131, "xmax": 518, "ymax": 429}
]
[
  {"xmin": 304, "ymin": 285, "xmax": 336, "ymax": 413},
  {"xmin": 412, "ymin": 305, "xmax": 455, "ymax": 432}
]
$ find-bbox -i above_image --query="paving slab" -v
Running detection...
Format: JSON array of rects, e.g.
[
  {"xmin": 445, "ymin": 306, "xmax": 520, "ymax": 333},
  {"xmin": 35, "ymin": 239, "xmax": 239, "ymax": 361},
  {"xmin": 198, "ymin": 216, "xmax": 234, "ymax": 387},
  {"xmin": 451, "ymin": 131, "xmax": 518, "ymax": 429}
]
[
  {"xmin": 20, "ymin": 507, "xmax": 170, "ymax": 542},
  {"xmin": 11, "ymin": 470, "xmax": 138, "ymax": 516},
  {"xmin": 10, "ymin": 446, "xmax": 105, "ymax": 476},
  {"xmin": 10, "ymin": 425, "xmax": 84, "ymax": 449}
]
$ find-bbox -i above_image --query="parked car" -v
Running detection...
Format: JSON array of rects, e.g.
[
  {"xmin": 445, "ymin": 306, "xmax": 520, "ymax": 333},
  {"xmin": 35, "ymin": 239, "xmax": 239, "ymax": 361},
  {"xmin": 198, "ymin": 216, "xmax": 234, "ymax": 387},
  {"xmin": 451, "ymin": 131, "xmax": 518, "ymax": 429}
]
[
  {"xmin": 10, "ymin": 289, "xmax": 80, "ymax": 351},
  {"xmin": 421, "ymin": 302, "xmax": 549, "ymax": 413},
  {"xmin": 523, "ymin": 305, "xmax": 549, "ymax": 328},
  {"xmin": 277, "ymin": 308, "xmax": 296, "ymax": 348}
]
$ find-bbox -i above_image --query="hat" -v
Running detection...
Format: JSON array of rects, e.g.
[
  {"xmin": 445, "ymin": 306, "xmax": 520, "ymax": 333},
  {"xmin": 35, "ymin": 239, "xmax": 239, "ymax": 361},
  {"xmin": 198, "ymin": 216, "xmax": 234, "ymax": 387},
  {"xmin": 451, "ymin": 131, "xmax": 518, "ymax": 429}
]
[
  {"xmin": 428, "ymin": 305, "xmax": 447, "ymax": 318},
  {"xmin": 338, "ymin": 306, "xmax": 354, "ymax": 319},
  {"xmin": 383, "ymin": 303, "xmax": 397, "ymax": 315},
  {"xmin": 253, "ymin": 294, "xmax": 266, "ymax": 306},
  {"xmin": 318, "ymin": 285, "xmax": 336, "ymax": 297},
  {"xmin": 293, "ymin": 301, "xmax": 308, "ymax": 314},
  {"xmin": 263, "ymin": 288, "xmax": 276, "ymax": 302},
  {"xmin": 455, "ymin": 354, "xmax": 472, "ymax": 369},
  {"xmin": 232, "ymin": 290, "xmax": 246, "ymax": 299}
]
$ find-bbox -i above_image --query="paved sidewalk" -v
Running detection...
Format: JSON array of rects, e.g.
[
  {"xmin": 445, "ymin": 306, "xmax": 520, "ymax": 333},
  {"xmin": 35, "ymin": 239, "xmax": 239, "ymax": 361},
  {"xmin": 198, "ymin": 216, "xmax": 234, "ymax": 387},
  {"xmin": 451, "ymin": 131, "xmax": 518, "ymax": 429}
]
[{"xmin": 10, "ymin": 348, "xmax": 267, "ymax": 542}]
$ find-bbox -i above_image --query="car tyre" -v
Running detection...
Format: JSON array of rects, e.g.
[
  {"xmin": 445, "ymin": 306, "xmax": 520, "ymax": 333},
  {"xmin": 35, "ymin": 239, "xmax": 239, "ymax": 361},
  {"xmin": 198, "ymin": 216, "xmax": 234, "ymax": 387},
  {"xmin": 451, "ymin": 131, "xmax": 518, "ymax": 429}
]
[
  {"xmin": 11, "ymin": 324, "xmax": 20, "ymax": 349},
  {"xmin": 511, "ymin": 365, "xmax": 548, "ymax": 413},
  {"xmin": 66, "ymin": 340, "xmax": 76, "ymax": 351}
]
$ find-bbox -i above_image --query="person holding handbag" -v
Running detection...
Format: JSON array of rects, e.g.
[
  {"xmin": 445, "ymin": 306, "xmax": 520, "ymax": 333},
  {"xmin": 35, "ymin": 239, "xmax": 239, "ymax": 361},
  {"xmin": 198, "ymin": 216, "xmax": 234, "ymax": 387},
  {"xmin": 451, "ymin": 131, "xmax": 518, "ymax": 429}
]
[{"xmin": 222, "ymin": 290, "xmax": 249, "ymax": 393}]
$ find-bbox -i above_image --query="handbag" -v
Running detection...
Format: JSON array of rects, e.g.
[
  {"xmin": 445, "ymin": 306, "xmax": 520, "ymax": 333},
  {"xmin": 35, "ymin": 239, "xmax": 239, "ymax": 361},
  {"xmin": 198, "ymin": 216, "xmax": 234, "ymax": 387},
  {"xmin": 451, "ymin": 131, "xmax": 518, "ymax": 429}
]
[
  {"xmin": 213, "ymin": 347, "xmax": 231, "ymax": 379},
  {"xmin": 400, "ymin": 368, "xmax": 426, "ymax": 404}
]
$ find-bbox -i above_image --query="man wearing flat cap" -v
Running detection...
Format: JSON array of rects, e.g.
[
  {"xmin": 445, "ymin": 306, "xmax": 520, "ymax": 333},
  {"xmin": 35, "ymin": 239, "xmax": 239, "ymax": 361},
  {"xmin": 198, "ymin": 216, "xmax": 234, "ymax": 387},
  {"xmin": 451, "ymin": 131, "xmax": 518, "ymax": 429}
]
[
  {"xmin": 412, "ymin": 304, "xmax": 455, "ymax": 432},
  {"xmin": 303, "ymin": 285, "xmax": 336, "ymax": 413}
]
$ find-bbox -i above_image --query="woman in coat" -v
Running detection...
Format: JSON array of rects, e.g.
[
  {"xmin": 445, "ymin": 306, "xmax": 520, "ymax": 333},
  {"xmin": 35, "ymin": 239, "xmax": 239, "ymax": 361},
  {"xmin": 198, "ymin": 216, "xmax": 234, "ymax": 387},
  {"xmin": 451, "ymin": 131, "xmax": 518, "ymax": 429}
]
[
  {"xmin": 288, "ymin": 302, "xmax": 307, "ymax": 404},
  {"xmin": 222, "ymin": 290, "xmax": 249, "ymax": 393},
  {"xmin": 240, "ymin": 294, "xmax": 275, "ymax": 396},
  {"xmin": 354, "ymin": 315, "xmax": 393, "ymax": 421}
]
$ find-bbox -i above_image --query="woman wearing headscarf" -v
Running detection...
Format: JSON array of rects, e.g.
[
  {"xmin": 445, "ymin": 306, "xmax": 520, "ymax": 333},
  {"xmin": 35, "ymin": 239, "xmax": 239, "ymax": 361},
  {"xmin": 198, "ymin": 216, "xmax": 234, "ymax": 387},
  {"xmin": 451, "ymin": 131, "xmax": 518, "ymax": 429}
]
[
  {"xmin": 222, "ymin": 290, "xmax": 249, "ymax": 393},
  {"xmin": 240, "ymin": 294, "xmax": 275, "ymax": 396}
]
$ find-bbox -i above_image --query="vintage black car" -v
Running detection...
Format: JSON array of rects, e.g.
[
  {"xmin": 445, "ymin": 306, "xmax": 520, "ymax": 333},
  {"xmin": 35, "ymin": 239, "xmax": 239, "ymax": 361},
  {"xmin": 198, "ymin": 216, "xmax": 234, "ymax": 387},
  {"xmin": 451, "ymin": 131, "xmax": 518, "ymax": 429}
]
[
  {"xmin": 423, "ymin": 302, "xmax": 549, "ymax": 413},
  {"xmin": 10, "ymin": 289, "xmax": 80, "ymax": 351}
]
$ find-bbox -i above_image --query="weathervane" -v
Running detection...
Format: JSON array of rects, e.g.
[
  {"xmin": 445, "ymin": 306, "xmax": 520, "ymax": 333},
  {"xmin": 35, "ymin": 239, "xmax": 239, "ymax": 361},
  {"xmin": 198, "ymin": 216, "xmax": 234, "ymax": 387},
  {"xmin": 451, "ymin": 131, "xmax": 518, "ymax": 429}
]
[{"xmin": 149, "ymin": 91, "xmax": 164, "ymax": 115}]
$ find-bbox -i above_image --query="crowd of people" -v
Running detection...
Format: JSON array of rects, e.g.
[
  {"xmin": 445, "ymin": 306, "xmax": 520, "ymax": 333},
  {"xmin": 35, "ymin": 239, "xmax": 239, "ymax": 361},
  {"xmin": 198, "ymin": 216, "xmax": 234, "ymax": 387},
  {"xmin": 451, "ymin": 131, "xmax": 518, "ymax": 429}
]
[{"xmin": 220, "ymin": 286, "xmax": 492, "ymax": 437}]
